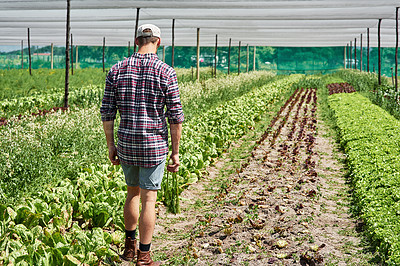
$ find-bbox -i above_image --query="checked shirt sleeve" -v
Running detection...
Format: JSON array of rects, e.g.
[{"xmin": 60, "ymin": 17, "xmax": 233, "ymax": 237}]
[
  {"xmin": 165, "ymin": 70, "xmax": 184, "ymax": 124},
  {"xmin": 100, "ymin": 67, "xmax": 118, "ymax": 121}
]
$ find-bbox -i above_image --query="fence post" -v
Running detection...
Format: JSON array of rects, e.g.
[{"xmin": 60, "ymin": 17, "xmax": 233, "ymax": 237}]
[
  {"xmin": 21, "ymin": 40, "xmax": 24, "ymax": 69},
  {"xmin": 238, "ymin": 41, "xmax": 241, "ymax": 75},
  {"xmin": 214, "ymin": 34, "xmax": 218, "ymax": 78},
  {"xmin": 102, "ymin": 37, "xmax": 105, "ymax": 73},
  {"xmin": 134, "ymin": 8, "xmax": 140, "ymax": 53},
  {"xmin": 51, "ymin": 43, "xmax": 53, "ymax": 69},
  {"xmin": 228, "ymin": 38, "xmax": 231, "ymax": 74},
  {"xmin": 196, "ymin": 28, "xmax": 200, "ymax": 81},
  {"xmin": 253, "ymin": 46, "xmax": 256, "ymax": 71},
  {"xmin": 172, "ymin": 19, "xmax": 175, "ymax": 68},
  {"xmin": 64, "ymin": 0, "xmax": 70, "ymax": 108},
  {"xmin": 71, "ymin": 33, "xmax": 73, "ymax": 75},
  {"xmin": 28, "ymin": 28, "xmax": 32, "ymax": 75},
  {"xmin": 378, "ymin": 19, "xmax": 382, "ymax": 85}
]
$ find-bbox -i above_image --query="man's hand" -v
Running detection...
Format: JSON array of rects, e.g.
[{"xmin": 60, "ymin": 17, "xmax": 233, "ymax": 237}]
[
  {"xmin": 108, "ymin": 145, "xmax": 120, "ymax": 165},
  {"xmin": 167, "ymin": 153, "xmax": 180, "ymax": 172}
]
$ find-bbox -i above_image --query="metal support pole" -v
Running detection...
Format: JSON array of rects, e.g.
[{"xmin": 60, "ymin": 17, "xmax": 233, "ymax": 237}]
[
  {"xmin": 21, "ymin": 40, "xmax": 24, "ymax": 69},
  {"xmin": 172, "ymin": 19, "xmax": 175, "ymax": 68},
  {"xmin": 214, "ymin": 34, "xmax": 218, "ymax": 78},
  {"xmin": 228, "ymin": 38, "xmax": 231, "ymax": 74},
  {"xmin": 51, "ymin": 43, "xmax": 53, "ymax": 69},
  {"xmin": 196, "ymin": 28, "xmax": 200, "ymax": 81},
  {"xmin": 354, "ymin": 38, "xmax": 357, "ymax": 70},
  {"xmin": 253, "ymin": 46, "xmax": 256, "ymax": 71},
  {"xmin": 238, "ymin": 41, "xmax": 241, "ymax": 75},
  {"xmin": 396, "ymin": 8, "xmax": 399, "ymax": 91},
  {"xmin": 360, "ymin": 34, "xmax": 363, "ymax": 71},
  {"xmin": 134, "ymin": 8, "xmax": 140, "ymax": 53},
  {"xmin": 64, "ymin": 0, "xmax": 70, "ymax": 108},
  {"xmin": 345, "ymin": 44, "xmax": 349, "ymax": 69},
  {"xmin": 71, "ymin": 33, "xmax": 73, "ymax": 75},
  {"xmin": 344, "ymin": 45, "xmax": 346, "ymax": 69},
  {"xmin": 162, "ymin": 46, "xmax": 165, "ymax": 62},
  {"xmin": 246, "ymin": 44, "xmax": 249, "ymax": 73},
  {"xmin": 367, "ymin": 28, "xmax": 370, "ymax": 72},
  {"xmin": 76, "ymin": 45, "xmax": 78, "ymax": 69},
  {"xmin": 378, "ymin": 19, "xmax": 382, "ymax": 85},
  {"xmin": 28, "ymin": 28, "xmax": 31, "ymax": 75},
  {"xmin": 103, "ymin": 37, "xmax": 105, "ymax": 73}
]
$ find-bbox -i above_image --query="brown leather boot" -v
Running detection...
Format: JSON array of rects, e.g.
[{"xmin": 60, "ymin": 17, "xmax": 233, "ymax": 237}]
[
  {"xmin": 136, "ymin": 250, "xmax": 161, "ymax": 265},
  {"xmin": 121, "ymin": 237, "xmax": 137, "ymax": 261}
]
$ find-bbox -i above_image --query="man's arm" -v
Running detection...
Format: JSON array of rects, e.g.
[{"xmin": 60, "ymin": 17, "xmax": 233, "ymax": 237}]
[
  {"xmin": 167, "ymin": 123, "xmax": 182, "ymax": 172},
  {"xmin": 103, "ymin": 120, "xmax": 120, "ymax": 165}
]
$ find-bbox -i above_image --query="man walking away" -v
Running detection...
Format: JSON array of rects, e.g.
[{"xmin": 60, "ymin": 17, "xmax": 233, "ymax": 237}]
[{"xmin": 100, "ymin": 24, "xmax": 184, "ymax": 265}]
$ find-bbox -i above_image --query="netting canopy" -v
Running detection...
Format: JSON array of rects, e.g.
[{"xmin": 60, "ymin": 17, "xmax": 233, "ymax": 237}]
[{"xmin": 1, "ymin": 0, "xmax": 400, "ymax": 47}]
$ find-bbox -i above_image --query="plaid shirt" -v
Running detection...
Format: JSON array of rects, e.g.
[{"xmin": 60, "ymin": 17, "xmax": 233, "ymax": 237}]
[{"xmin": 100, "ymin": 53, "xmax": 184, "ymax": 167}]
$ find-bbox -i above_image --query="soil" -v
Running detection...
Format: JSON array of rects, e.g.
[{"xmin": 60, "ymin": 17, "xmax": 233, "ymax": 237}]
[{"xmin": 120, "ymin": 88, "xmax": 375, "ymax": 265}]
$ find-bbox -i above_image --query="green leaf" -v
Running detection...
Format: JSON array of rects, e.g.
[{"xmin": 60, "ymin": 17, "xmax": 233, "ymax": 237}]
[{"xmin": 63, "ymin": 255, "xmax": 81, "ymax": 266}]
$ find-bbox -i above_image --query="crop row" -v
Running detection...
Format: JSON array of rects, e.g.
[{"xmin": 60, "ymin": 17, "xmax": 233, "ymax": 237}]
[
  {"xmin": 329, "ymin": 92, "xmax": 400, "ymax": 264},
  {"xmin": 164, "ymin": 75, "xmax": 303, "ymax": 211},
  {"xmin": 327, "ymin": 82, "xmax": 356, "ymax": 95}
]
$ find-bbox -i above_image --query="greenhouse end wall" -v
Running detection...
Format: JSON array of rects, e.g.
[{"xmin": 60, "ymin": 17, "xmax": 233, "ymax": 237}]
[{"xmin": 0, "ymin": 46, "xmax": 396, "ymax": 77}]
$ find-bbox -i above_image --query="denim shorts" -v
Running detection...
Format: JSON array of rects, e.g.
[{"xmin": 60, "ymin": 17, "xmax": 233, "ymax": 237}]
[{"xmin": 121, "ymin": 158, "xmax": 166, "ymax": 190}]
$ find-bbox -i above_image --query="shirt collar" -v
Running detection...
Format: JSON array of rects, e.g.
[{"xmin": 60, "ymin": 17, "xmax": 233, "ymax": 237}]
[{"xmin": 133, "ymin": 53, "xmax": 158, "ymax": 59}]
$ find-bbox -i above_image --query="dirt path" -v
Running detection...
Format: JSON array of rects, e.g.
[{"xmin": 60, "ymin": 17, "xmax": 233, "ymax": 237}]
[{"xmin": 149, "ymin": 88, "xmax": 374, "ymax": 265}]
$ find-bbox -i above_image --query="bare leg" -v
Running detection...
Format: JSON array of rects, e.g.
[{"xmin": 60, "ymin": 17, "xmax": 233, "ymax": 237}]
[
  {"xmin": 138, "ymin": 188, "xmax": 158, "ymax": 244},
  {"xmin": 124, "ymin": 186, "xmax": 140, "ymax": 231}
]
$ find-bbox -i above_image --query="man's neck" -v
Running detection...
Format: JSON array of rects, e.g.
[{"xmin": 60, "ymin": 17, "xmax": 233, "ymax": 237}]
[{"xmin": 137, "ymin": 44, "xmax": 157, "ymax": 55}]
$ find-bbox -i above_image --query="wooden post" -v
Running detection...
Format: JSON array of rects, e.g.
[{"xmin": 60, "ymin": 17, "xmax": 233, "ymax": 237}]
[
  {"xmin": 76, "ymin": 45, "xmax": 78, "ymax": 69},
  {"xmin": 172, "ymin": 19, "xmax": 175, "ymax": 68},
  {"xmin": 228, "ymin": 38, "xmax": 231, "ymax": 74},
  {"xmin": 51, "ymin": 43, "xmax": 53, "ymax": 69},
  {"xmin": 128, "ymin": 41, "xmax": 131, "ymax": 56},
  {"xmin": 360, "ymin": 34, "xmax": 363, "ymax": 71},
  {"xmin": 196, "ymin": 28, "xmax": 200, "ymax": 81},
  {"xmin": 392, "ymin": 67, "xmax": 394, "ymax": 86},
  {"xmin": 71, "ymin": 33, "xmax": 73, "ymax": 75},
  {"xmin": 64, "ymin": 0, "xmax": 70, "ymax": 108},
  {"xmin": 350, "ymin": 41, "xmax": 352, "ymax": 69},
  {"xmin": 367, "ymin": 28, "xmax": 370, "ymax": 72},
  {"xmin": 134, "ymin": 8, "xmax": 140, "ymax": 53},
  {"xmin": 253, "ymin": 46, "xmax": 256, "ymax": 71},
  {"xmin": 246, "ymin": 44, "xmax": 249, "ymax": 73},
  {"xmin": 21, "ymin": 40, "xmax": 24, "ymax": 69},
  {"xmin": 102, "ymin": 37, "xmax": 105, "ymax": 72},
  {"xmin": 396, "ymin": 8, "xmax": 399, "ymax": 91},
  {"xmin": 28, "ymin": 28, "xmax": 31, "ymax": 75},
  {"xmin": 238, "ymin": 41, "xmax": 241, "ymax": 75},
  {"xmin": 378, "ymin": 19, "xmax": 382, "ymax": 85},
  {"xmin": 354, "ymin": 38, "xmax": 357, "ymax": 70},
  {"xmin": 162, "ymin": 46, "xmax": 165, "ymax": 62},
  {"xmin": 214, "ymin": 34, "xmax": 218, "ymax": 78}
]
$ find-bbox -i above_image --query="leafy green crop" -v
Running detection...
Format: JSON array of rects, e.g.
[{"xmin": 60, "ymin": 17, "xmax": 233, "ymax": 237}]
[
  {"xmin": 0, "ymin": 165, "xmax": 125, "ymax": 265},
  {"xmin": 329, "ymin": 92, "xmax": 400, "ymax": 264}
]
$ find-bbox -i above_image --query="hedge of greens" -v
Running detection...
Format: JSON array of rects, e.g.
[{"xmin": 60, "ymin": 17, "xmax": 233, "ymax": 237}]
[
  {"xmin": 333, "ymin": 69, "xmax": 400, "ymax": 120},
  {"xmin": 329, "ymin": 92, "xmax": 400, "ymax": 264}
]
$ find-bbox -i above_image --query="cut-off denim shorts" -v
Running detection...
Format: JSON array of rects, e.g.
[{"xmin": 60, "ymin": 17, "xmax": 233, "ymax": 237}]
[{"xmin": 121, "ymin": 158, "xmax": 166, "ymax": 190}]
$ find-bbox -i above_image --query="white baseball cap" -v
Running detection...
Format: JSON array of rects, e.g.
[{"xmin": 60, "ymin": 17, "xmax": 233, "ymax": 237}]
[{"xmin": 137, "ymin": 24, "xmax": 161, "ymax": 38}]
